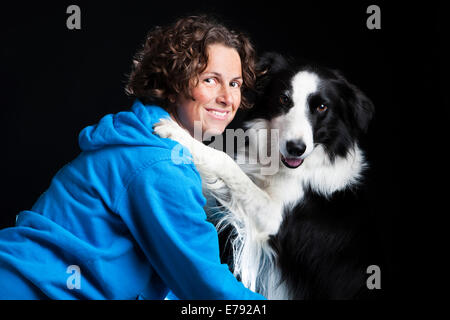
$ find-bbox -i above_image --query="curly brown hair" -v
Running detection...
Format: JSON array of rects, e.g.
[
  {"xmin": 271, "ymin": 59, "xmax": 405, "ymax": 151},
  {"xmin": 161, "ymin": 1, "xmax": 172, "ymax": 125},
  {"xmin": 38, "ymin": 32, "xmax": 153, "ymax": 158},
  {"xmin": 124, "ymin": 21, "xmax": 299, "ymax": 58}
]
[{"xmin": 125, "ymin": 15, "xmax": 257, "ymax": 111}]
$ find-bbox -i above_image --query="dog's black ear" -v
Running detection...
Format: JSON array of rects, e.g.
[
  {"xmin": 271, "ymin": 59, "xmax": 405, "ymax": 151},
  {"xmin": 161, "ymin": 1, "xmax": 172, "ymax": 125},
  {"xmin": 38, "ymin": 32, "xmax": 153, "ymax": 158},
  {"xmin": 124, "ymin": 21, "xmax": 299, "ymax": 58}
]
[
  {"xmin": 334, "ymin": 70, "xmax": 375, "ymax": 134},
  {"xmin": 255, "ymin": 52, "xmax": 289, "ymax": 96},
  {"xmin": 350, "ymin": 83, "xmax": 375, "ymax": 134},
  {"xmin": 257, "ymin": 52, "xmax": 289, "ymax": 76}
]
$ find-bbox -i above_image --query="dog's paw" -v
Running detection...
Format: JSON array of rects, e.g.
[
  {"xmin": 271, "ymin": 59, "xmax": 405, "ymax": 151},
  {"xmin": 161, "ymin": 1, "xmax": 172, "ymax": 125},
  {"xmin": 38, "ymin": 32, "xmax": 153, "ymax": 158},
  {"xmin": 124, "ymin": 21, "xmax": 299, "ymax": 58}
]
[
  {"xmin": 153, "ymin": 118, "xmax": 182, "ymax": 139},
  {"xmin": 153, "ymin": 118, "xmax": 192, "ymax": 147}
]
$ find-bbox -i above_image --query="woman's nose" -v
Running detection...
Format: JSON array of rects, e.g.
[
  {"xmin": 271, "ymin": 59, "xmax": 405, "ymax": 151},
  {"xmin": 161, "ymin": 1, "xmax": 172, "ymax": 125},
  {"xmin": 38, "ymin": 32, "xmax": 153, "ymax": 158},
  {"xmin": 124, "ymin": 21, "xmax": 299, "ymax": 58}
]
[{"xmin": 217, "ymin": 86, "xmax": 233, "ymax": 107}]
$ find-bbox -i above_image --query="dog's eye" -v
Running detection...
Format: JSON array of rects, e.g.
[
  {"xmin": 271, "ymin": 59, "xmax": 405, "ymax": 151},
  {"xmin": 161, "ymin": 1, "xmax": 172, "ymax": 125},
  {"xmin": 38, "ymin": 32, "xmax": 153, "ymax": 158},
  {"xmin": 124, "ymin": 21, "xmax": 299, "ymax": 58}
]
[
  {"xmin": 279, "ymin": 94, "xmax": 290, "ymax": 106},
  {"xmin": 317, "ymin": 104, "xmax": 328, "ymax": 112}
]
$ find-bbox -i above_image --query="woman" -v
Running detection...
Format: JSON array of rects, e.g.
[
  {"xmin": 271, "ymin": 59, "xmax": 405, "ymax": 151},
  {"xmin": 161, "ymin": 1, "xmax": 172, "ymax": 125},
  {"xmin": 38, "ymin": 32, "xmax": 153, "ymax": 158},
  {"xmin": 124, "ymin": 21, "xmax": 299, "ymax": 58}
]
[{"xmin": 0, "ymin": 16, "xmax": 265, "ymax": 300}]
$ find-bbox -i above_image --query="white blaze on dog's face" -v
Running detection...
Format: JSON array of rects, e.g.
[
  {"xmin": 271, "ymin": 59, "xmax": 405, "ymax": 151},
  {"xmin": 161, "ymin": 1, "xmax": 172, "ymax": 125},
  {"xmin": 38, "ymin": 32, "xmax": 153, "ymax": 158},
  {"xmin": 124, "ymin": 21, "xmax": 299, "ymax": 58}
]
[{"xmin": 270, "ymin": 71, "xmax": 319, "ymax": 169}]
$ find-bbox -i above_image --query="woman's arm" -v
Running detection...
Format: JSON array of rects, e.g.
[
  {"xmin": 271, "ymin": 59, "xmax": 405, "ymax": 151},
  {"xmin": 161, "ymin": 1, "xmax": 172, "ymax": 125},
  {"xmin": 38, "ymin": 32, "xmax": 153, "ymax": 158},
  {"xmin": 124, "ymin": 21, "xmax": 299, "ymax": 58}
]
[{"xmin": 116, "ymin": 158, "xmax": 265, "ymax": 300}]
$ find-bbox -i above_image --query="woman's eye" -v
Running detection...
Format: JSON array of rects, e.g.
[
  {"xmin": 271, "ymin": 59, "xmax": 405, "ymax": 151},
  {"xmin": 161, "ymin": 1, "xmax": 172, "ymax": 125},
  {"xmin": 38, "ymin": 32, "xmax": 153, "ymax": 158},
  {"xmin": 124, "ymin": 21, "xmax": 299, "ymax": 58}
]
[
  {"xmin": 204, "ymin": 78, "xmax": 217, "ymax": 85},
  {"xmin": 230, "ymin": 81, "xmax": 241, "ymax": 88},
  {"xmin": 317, "ymin": 104, "xmax": 328, "ymax": 112}
]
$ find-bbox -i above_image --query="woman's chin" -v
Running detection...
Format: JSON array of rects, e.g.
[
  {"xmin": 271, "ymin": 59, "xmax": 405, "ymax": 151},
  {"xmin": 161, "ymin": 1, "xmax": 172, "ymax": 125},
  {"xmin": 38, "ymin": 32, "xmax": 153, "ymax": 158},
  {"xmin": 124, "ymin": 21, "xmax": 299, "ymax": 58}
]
[{"xmin": 203, "ymin": 126, "xmax": 225, "ymax": 138}]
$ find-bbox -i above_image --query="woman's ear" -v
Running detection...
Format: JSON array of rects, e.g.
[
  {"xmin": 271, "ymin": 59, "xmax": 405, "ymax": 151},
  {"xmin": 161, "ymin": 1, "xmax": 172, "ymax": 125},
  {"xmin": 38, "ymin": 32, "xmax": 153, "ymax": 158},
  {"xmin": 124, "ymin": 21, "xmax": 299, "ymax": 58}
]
[{"xmin": 168, "ymin": 94, "xmax": 176, "ymax": 104}]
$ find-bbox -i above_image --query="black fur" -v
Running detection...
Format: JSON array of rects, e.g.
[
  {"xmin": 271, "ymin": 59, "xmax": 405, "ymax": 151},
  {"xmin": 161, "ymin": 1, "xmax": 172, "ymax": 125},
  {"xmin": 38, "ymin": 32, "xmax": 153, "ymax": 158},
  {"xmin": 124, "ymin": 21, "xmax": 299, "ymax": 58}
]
[
  {"xmin": 220, "ymin": 53, "xmax": 385, "ymax": 299},
  {"xmin": 270, "ymin": 185, "xmax": 384, "ymax": 299}
]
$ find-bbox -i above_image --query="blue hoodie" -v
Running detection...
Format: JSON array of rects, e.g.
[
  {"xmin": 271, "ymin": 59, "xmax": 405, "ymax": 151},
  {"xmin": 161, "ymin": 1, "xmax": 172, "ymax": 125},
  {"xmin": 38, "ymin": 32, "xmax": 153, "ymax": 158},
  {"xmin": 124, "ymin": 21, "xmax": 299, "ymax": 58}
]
[{"xmin": 0, "ymin": 100, "xmax": 265, "ymax": 300}]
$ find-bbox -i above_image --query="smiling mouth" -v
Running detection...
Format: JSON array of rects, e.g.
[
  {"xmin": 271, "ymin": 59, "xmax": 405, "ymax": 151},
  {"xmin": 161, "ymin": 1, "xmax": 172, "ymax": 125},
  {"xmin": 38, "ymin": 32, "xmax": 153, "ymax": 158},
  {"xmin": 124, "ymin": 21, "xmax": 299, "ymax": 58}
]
[
  {"xmin": 205, "ymin": 108, "xmax": 230, "ymax": 120},
  {"xmin": 280, "ymin": 153, "xmax": 304, "ymax": 168}
]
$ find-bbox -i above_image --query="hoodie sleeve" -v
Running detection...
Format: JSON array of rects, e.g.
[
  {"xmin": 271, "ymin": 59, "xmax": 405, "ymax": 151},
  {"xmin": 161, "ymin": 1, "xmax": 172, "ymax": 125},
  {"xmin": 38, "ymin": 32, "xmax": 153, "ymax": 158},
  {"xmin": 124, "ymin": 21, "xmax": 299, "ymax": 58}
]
[{"xmin": 117, "ymin": 158, "xmax": 265, "ymax": 300}]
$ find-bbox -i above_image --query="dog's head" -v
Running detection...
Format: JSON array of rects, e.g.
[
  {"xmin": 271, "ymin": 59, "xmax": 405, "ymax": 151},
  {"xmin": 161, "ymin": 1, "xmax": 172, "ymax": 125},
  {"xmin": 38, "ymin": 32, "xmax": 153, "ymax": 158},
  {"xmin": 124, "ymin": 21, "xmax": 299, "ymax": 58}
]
[{"xmin": 253, "ymin": 53, "xmax": 374, "ymax": 169}]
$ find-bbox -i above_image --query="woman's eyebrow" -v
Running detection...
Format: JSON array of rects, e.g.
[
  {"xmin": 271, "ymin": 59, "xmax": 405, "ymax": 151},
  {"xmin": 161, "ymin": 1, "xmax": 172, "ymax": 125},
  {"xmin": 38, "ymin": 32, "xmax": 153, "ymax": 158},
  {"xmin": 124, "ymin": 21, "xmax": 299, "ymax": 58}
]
[{"xmin": 205, "ymin": 71, "xmax": 242, "ymax": 81}]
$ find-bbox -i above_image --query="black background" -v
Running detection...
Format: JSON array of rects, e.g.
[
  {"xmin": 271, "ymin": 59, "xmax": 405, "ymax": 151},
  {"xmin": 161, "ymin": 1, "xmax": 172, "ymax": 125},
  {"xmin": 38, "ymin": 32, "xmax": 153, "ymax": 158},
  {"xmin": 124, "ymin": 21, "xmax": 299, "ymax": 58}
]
[{"xmin": 0, "ymin": 0, "xmax": 443, "ymax": 300}]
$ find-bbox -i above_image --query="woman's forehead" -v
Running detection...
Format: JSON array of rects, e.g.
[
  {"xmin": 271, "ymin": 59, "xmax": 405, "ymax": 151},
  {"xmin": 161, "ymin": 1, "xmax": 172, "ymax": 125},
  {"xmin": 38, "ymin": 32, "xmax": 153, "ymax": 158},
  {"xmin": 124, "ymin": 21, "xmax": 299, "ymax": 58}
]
[{"xmin": 205, "ymin": 44, "xmax": 242, "ymax": 78}]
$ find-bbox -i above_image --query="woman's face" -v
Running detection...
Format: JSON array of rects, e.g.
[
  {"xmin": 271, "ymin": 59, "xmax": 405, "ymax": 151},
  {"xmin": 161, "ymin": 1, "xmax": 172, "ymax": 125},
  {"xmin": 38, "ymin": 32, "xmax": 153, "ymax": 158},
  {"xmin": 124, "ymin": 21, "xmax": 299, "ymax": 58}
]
[{"xmin": 172, "ymin": 43, "xmax": 242, "ymax": 139}]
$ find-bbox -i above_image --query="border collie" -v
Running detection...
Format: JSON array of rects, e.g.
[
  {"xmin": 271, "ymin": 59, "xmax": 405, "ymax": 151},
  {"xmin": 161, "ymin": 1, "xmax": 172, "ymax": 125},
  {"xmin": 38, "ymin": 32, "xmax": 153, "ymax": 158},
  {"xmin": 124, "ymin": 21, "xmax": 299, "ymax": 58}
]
[{"xmin": 154, "ymin": 53, "xmax": 383, "ymax": 299}]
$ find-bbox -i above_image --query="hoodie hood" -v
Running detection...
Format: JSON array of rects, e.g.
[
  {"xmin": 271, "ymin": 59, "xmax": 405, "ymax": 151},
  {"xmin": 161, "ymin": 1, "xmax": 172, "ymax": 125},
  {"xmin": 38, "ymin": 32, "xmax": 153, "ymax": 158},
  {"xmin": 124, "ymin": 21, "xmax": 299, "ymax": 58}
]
[{"xmin": 79, "ymin": 100, "xmax": 171, "ymax": 151}]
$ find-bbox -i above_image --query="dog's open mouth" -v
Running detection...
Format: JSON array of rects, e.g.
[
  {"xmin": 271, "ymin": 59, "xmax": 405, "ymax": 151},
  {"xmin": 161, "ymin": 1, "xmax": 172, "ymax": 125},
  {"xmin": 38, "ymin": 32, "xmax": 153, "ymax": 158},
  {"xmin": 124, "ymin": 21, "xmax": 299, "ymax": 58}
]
[{"xmin": 281, "ymin": 154, "xmax": 304, "ymax": 169}]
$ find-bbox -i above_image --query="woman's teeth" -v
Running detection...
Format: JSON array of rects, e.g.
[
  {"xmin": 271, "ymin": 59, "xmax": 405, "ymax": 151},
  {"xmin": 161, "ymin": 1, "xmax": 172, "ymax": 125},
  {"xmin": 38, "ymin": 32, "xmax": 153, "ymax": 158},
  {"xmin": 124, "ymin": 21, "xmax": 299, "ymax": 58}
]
[
  {"xmin": 211, "ymin": 110, "xmax": 226, "ymax": 116},
  {"xmin": 206, "ymin": 109, "xmax": 228, "ymax": 119}
]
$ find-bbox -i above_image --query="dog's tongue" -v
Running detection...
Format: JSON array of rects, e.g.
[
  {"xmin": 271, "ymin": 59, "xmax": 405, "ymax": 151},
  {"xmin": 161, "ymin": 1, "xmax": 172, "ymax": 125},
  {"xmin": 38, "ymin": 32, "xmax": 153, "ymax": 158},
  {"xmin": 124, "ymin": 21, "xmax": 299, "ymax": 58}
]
[{"xmin": 285, "ymin": 157, "xmax": 303, "ymax": 167}]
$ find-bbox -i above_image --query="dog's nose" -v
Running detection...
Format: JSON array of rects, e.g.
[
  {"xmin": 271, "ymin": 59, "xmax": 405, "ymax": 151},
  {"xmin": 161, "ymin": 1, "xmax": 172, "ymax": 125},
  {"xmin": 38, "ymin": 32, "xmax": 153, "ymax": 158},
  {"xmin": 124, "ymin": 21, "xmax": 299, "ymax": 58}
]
[{"xmin": 286, "ymin": 140, "xmax": 306, "ymax": 157}]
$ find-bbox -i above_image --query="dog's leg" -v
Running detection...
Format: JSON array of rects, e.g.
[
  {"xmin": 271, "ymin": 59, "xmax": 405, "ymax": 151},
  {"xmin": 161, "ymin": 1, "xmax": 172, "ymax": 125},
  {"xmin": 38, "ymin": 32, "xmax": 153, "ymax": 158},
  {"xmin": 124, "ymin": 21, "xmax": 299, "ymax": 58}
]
[{"xmin": 154, "ymin": 119, "xmax": 282, "ymax": 240}]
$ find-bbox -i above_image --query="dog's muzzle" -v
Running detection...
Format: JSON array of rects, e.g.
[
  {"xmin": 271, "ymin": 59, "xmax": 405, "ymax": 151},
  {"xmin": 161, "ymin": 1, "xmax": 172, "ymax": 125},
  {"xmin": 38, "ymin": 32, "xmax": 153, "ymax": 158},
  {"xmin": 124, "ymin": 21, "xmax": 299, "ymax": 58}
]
[{"xmin": 281, "ymin": 139, "xmax": 306, "ymax": 168}]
